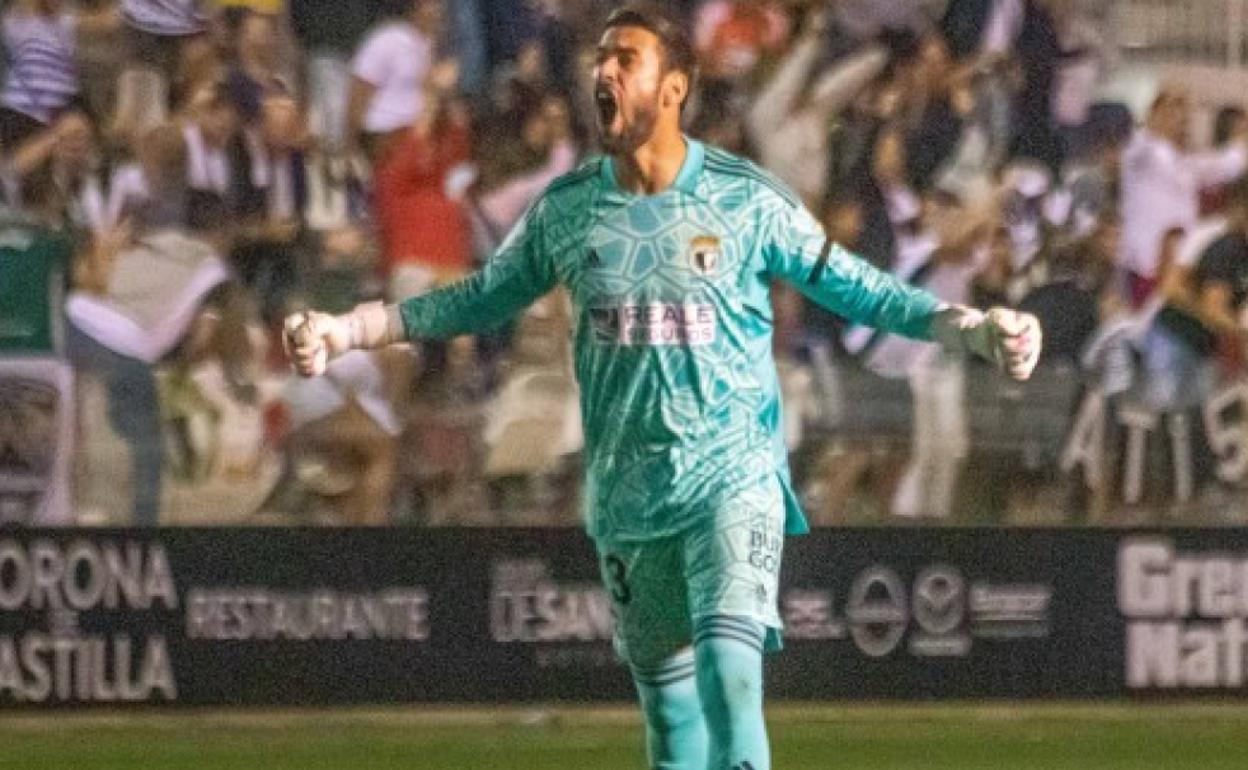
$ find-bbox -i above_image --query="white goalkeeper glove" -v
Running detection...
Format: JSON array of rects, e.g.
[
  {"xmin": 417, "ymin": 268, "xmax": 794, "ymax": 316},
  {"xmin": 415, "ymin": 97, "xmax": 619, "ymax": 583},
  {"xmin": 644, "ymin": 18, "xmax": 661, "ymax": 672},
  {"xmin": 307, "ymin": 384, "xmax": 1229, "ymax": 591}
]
[
  {"xmin": 283, "ymin": 302, "xmax": 404, "ymax": 377},
  {"xmin": 283, "ymin": 311, "xmax": 350, "ymax": 378},
  {"xmin": 931, "ymin": 306, "xmax": 1042, "ymax": 381}
]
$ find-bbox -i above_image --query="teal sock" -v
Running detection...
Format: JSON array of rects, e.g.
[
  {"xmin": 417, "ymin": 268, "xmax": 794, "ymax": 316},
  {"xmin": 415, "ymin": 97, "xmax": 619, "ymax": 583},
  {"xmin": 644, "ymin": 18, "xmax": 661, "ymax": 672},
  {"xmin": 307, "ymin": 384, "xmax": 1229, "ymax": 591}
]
[
  {"xmin": 693, "ymin": 615, "xmax": 770, "ymax": 770},
  {"xmin": 631, "ymin": 648, "xmax": 709, "ymax": 770}
]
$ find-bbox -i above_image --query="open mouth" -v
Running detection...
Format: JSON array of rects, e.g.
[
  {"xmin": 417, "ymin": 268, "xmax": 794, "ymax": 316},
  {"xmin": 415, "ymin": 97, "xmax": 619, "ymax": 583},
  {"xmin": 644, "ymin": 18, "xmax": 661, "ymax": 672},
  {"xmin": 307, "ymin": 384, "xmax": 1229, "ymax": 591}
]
[{"xmin": 594, "ymin": 85, "xmax": 618, "ymax": 125}]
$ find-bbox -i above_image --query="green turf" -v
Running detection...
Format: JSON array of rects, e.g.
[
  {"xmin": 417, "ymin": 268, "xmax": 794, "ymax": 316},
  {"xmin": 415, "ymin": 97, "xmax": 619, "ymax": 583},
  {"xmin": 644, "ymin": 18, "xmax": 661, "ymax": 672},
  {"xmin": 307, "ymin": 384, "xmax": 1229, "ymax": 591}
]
[{"xmin": 7, "ymin": 702, "xmax": 1248, "ymax": 769}]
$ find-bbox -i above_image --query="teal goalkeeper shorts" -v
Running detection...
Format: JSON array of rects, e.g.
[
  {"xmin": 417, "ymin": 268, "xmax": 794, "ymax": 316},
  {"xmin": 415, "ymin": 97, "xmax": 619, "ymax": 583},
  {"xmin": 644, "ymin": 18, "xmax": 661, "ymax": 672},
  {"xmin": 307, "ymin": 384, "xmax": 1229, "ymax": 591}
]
[{"xmin": 593, "ymin": 476, "xmax": 786, "ymax": 669}]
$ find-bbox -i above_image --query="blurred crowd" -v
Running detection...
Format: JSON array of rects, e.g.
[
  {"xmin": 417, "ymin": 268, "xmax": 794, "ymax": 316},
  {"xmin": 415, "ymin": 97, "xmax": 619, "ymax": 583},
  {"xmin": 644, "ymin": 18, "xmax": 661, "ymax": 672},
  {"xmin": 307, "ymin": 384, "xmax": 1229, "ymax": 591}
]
[{"xmin": 3, "ymin": 0, "xmax": 1248, "ymax": 527}]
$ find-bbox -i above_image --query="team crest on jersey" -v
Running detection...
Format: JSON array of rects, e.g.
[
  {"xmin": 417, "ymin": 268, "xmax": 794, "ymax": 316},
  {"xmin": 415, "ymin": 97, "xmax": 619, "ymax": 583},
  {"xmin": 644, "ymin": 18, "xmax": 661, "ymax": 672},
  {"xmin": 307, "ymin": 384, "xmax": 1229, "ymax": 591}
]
[{"xmin": 688, "ymin": 235, "xmax": 722, "ymax": 276}]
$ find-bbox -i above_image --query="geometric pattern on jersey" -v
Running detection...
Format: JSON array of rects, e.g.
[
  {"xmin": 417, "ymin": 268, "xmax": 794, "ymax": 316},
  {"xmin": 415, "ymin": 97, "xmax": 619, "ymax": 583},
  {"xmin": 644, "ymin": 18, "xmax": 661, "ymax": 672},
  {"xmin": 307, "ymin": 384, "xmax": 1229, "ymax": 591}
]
[{"xmin": 399, "ymin": 139, "xmax": 941, "ymax": 542}]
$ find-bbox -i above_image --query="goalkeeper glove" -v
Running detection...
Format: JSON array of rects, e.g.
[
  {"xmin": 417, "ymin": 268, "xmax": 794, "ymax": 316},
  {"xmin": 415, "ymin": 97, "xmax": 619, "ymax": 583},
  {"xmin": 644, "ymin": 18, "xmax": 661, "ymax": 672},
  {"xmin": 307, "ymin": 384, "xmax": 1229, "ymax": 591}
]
[
  {"xmin": 931, "ymin": 306, "xmax": 1042, "ymax": 381},
  {"xmin": 283, "ymin": 302, "xmax": 403, "ymax": 377}
]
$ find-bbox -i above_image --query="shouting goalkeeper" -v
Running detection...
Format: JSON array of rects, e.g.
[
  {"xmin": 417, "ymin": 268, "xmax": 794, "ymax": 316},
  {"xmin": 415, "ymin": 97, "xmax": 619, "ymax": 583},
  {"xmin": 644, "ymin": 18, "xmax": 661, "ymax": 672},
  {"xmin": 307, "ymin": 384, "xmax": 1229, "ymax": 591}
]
[{"xmin": 286, "ymin": 3, "xmax": 1041, "ymax": 768}]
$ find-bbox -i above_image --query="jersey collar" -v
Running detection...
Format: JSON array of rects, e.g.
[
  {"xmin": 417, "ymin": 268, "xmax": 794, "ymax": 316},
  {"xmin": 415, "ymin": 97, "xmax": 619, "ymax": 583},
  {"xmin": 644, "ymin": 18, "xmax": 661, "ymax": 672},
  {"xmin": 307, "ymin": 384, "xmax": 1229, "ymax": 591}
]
[{"xmin": 600, "ymin": 137, "xmax": 707, "ymax": 201}]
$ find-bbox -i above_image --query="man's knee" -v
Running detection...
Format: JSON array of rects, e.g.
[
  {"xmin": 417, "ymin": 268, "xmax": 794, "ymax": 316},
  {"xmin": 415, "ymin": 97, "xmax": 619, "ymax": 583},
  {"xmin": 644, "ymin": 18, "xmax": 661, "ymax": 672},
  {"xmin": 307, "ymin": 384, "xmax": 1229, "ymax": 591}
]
[
  {"xmin": 631, "ymin": 649, "xmax": 708, "ymax": 769},
  {"xmin": 633, "ymin": 648, "xmax": 698, "ymax": 710},
  {"xmin": 644, "ymin": 682, "xmax": 702, "ymax": 732}
]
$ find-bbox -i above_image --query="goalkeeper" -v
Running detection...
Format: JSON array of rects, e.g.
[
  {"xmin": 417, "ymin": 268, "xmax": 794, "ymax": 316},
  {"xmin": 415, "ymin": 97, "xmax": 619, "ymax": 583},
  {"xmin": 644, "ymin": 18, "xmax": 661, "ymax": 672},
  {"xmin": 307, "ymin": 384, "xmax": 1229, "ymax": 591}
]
[{"xmin": 286, "ymin": 4, "xmax": 1041, "ymax": 768}]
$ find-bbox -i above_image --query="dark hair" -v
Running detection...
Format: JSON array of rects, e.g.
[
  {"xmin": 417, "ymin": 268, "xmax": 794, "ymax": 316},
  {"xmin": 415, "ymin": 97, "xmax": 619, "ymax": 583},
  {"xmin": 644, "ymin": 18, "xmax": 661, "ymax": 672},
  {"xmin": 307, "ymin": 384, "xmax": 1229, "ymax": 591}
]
[
  {"xmin": 603, "ymin": 3, "xmax": 698, "ymax": 97},
  {"xmin": 220, "ymin": 4, "xmax": 251, "ymax": 37},
  {"xmin": 1227, "ymin": 174, "xmax": 1248, "ymax": 210},
  {"xmin": 379, "ymin": 0, "xmax": 433, "ymax": 20},
  {"xmin": 878, "ymin": 27, "xmax": 922, "ymax": 64},
  {"xmin": 186, "ymin": 191, "xmax": 233, "ymax": 234},
  {"xmin": 1215, "ymin": 106, "xmax": 1246, "ymax": 145}
]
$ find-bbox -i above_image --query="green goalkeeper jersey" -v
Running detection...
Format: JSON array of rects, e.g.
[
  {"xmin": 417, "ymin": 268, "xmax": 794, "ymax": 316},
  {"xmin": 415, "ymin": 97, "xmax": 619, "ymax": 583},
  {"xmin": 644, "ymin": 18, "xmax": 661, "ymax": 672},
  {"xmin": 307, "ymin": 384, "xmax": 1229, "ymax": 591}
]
[{"xmin": 399, "ymin": 139, "xmax": 941, "ymax": 541}]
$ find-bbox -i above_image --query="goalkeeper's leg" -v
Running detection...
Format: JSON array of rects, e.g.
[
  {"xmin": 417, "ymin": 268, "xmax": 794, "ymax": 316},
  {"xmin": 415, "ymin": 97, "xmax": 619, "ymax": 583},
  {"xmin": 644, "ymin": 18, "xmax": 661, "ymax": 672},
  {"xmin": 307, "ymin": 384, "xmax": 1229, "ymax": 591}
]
[
  {"xmin": 598, "ymin": 539, "xmax": 708, "ymax": 770},
  {"xmin": 683, "ymin": 478, "xmax": 786, "ymax": 770},
  {"xmin": 694, "ymin": 616, "xmax": 769, "ymax": 770},
  {"xmin": 631, "ymin": 648, "xmax": 709, "ymax": 770}
]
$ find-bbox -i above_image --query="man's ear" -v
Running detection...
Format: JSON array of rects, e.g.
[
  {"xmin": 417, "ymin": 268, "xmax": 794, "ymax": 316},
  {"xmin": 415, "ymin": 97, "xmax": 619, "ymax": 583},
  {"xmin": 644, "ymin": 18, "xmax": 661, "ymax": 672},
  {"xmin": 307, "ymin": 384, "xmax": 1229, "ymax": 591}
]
[{"xmin": 663, "ymin": 70, "xmax": 689, "ymax": 110}]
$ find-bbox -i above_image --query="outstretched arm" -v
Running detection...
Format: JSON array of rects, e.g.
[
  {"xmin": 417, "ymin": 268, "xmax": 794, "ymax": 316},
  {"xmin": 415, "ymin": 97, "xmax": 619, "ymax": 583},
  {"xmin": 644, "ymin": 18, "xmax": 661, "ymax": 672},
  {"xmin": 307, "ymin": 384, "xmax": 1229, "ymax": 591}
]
[
  {"xmin": 807, "ymin": 45, "xmax": 889, "ymax": 118},
  {"xmin": 286, "ymin": 206, "xmax": 556, "ymax": 377},
  {"xmin": 746, "ymin": 31, "xmax": 820, "ymax": 141},
  {"xmin": 763, "ymin": 199, "xmax": 1041, "ymax": 380}
]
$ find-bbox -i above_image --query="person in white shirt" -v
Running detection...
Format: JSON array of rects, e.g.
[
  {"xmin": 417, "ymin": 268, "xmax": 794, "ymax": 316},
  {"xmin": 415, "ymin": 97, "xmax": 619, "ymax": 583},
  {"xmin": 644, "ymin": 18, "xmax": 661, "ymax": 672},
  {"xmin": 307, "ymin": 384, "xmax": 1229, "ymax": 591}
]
[
  {"xmin": 1119, "ymin": 88, "xmax": 1248, "ymax": 308},
  {"xmin": 1175, "ymin": 107, "xmax": 1248, "ymax": 271},
  {"xmin": 746, "ymin": 9, "xmax": 888, "ymax": 208},
  {"xmin": 347, "ymin": 0, "xmax": 443, "ymax": 161},
  {"xmin": 65, "ymin": 124, "xmax": 251, "ymax": 525},
  {"xmin": 845, "ymin": 185, "xmax": 999, "ymax": 520}
]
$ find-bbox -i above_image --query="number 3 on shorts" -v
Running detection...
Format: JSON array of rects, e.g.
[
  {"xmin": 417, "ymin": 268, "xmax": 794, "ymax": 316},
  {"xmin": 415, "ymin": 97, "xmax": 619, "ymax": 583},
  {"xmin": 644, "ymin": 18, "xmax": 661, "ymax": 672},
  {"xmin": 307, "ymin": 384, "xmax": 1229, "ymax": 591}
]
[{"xmin": 603, "ymin": 554, "xmax": 631, "ymax": 605}]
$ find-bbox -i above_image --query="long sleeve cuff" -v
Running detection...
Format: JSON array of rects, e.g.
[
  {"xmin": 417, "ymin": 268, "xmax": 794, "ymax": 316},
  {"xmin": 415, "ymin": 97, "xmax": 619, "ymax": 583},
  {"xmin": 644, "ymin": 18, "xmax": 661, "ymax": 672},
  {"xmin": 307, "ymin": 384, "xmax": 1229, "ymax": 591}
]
[
  {"xmin": 342, "ymin": 301, "xmax": 407, "ymax": 349},
  {"xmin": 928, "ymin": 304, "xmax": 992, "ymax": 359}
]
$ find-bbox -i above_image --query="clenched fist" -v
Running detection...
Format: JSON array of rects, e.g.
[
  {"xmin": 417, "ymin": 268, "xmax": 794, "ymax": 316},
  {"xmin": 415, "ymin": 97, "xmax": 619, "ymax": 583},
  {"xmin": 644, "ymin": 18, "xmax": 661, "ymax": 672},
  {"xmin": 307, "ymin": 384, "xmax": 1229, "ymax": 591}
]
[
  {"xmin": 283, "ymin": 311, "xmax": 351, "ymax": 377},
  {"xmin": 932, "ymin": 305, "xmax": 1043, "ymax": 381},
  {"xmin": 981, "ymin": 308, "xmax": 1042, "ymax": 381}
]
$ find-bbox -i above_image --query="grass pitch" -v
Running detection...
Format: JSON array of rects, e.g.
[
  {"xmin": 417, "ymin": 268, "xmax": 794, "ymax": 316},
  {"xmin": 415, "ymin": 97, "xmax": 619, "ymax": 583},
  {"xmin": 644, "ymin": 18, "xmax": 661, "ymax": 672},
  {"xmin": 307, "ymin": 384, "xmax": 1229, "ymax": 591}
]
[{"xmin": 7, "ymin": 702, "xmax": 1248, "ymax": 769}]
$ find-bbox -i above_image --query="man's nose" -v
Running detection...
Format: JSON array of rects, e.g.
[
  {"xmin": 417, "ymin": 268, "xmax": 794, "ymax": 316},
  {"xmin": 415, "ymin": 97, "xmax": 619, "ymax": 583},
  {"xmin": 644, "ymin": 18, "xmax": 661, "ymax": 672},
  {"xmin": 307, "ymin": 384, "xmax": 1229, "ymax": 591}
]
[{"xmin": 596, "ymin": 58, "xmax": 619, "ymax": 84}]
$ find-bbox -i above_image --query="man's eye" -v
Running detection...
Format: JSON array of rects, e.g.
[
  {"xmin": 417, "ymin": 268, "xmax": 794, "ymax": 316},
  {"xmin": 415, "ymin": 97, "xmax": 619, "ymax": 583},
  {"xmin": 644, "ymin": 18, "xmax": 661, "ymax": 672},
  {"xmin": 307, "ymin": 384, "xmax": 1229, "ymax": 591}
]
[{"xmin": 619, "ymin": 53, "xmax": 634, "ymax": 68}]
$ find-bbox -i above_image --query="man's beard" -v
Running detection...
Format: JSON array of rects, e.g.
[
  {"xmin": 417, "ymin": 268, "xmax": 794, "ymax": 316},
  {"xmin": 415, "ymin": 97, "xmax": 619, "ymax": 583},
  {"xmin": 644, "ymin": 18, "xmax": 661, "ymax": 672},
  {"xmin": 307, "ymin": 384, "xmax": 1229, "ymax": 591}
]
[{"xmin": 599, "ymin": 98, "xmax": 659, "ymax": 154}]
